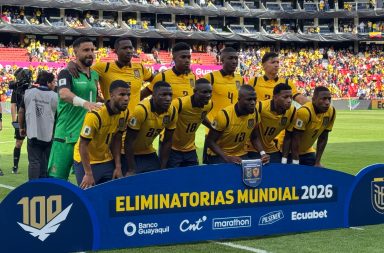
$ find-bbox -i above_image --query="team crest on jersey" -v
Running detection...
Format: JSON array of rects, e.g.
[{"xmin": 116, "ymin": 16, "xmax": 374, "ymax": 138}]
[
  {"xmin": 322, "ymin": 117, "xmax": 330, "ymax": 126},
  {"xmin": 118, "ymin": 118, "xmax": 125, "ymax": 131},
  {"xmin": 236, "ymin": 80, "xmax": 241, "ymax": 90},
  {"xmin": 190, "ymin": 79, "xmax": 195, "ymax": 88},
  {"xmin": 134, "ymin": 69, "xmax": 140, "ymax": 79},
  {"xmin": 201, "ymin": 111, "xmax": 208, "ymax": 120},
  {"xmin": 280, "ymin": 117, "xmax": 288, "ymax": 126},
  {"xmin": 163, "ymin": 115, "xmax": 171, "ymax": 126},
  {"xmin": 372, "ymin": 178, "xmax": 384, "ymax": 214},
  {"xmin": 248, "ymin": 119, "xmax": 255, "ymax": 129}
]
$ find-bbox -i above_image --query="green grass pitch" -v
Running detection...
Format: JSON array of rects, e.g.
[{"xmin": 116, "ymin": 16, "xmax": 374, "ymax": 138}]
[{"xmin": 1, "ymin": 110, "xmax": 384, "ymax": 252}]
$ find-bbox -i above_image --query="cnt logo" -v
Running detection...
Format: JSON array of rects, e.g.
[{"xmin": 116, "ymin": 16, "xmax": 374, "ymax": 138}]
[
  {"xmin": 17, "ymin": 195, "xmax": 72, "ymax": 242},
  {"xmin": 179, "ymin": 216, "xmax": 207, "ymax": 232}
]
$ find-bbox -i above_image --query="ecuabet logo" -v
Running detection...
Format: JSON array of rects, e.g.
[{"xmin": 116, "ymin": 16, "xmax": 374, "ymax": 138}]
[
  {"xmin": 17, "ymin": 195, "xmax": 72, "ymax": 242},
  {"xmin": 372, "ymin": 178, "xmax": 384, "ymax": 214}
]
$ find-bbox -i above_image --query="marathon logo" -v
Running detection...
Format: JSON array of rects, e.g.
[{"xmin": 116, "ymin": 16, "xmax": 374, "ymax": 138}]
[
  {"xmin": 291, "ymin": 210, "xmax": 328, "ymax": 221},
  {"xmin": 212, "ymin": 216, "xmax": 251, "ymax": 230},
  {"xmin": 258, "ymin": 210, "xmax": 284, "ymax": 225}
]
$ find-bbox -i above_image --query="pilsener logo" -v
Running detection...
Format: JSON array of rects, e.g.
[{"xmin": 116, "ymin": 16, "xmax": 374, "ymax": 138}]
[
  {"xmin": 212, "ymin": 216, "xmax": 251, "ymax": 230},
  {"xmin": 17, "ymin": 195, "xmax": 72, "ymax": 242},
  {"xmin": 259, "ymin": 210, "xmax": 284, "ymax": 225}
]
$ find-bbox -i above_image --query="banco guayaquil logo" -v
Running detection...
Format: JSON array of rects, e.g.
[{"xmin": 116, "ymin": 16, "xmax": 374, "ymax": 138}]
[
  {"xmin": 16, "ymin": 195, "xmax": 73, "ymax": 242},
  {"xmin": 372, "ymin": 178, "xmax": 384, "ymax": 214}
]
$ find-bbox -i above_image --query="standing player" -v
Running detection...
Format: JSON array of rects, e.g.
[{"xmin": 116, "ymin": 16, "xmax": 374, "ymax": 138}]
[
  {"xmin": 48, "ymin": 37, "xmax": 101, "ymax": 180},
  {"xmin": 125, "ymin": 81, "xmax": 177, "ymax": 174},
  {"xmin": 140, "ymin": 42, "xmax": 195, "ymax": 100},
  {"xmin": 206, "ymin": 85, "xmax": 268, "ymax": 164},
  {"xmin": 202, "ymin": 47, "xmax": 244, "ymax": 163},
  {"xmin": 291, "ymin": 86, "xmax": 336, "ymax": 166},
  {"xmin": 248, "ymin": 83, "xmax": 296, "ymax": 163},
  {"xmin": 248, "ymin": 52, "xmax": 308, "ymax": 104},
  {"xmin": 168, "ymin": 78, "xmax": 213, "ymax": 168},
  {"xmin": 73, "ymin": 80, "xmax": 130, "ymax": 189},
  {"xmin": 69, "ymin": 37, "xmax": 153, "ymax": 112}
]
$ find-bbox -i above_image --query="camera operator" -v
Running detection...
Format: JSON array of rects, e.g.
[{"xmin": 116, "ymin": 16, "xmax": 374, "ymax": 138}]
[
  {"xmin": 18, "ymin": 71, "xmax": 57, "ymax": 180},
  {"xmin": 8, "ymin": 68, "xmax": 32, "ymax": 174}
]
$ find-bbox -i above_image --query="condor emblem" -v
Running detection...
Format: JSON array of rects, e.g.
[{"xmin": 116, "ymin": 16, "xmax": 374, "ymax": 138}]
[
  {"xmin": 372, "ymin": 178, "xmax": 384, "ymax": 214},
  {"xmin": 17, "ymin": 195, "xmax": 72, "ymax": 242},
  {"xmin": 248, "ymin": 119, "xmax": 255, "ymax": 128},
  {"xmin": 242, "ymin": 159, "xmax": 262, "ymax": 188},
  {"xmin": 322, "ymin": 117, "xmax": 330, "ymax": 126},
  {"xmin": 280, "ymin": 117, "xmax": 288, "ymax": 126},
  {"xmin": 134, "ymin": 69, "xmax": 140, "ymax": 79},
  {"xmin": 163, "ymin": 115, "xmax": 171, "ymax": 126}
]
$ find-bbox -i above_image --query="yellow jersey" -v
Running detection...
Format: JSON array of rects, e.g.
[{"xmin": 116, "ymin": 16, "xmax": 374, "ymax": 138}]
[
  {"xmin": 208, "ymin": 104, "xmax": 260, "ymax": 157},
  {"xmin": 172, "ymin": 96, "xmax": 213, "ymax": 152},
  {"xmin": 248, "ymin": 75, "xmax": 299, "ymax": 101},
  {"xmin": 127, "ymin": 99, "xmax": 178, "ymax": 155},
  {"xmin": 147, "ymin": 67, "xmax": 195, "ymax": 99},
  {"xmin": 289, "ymin": 102, "xmax": 336, "ymax": 155},
  {"xmin": 203, "ymin": 70, "xmax": 244, "ymax": 122},
  {"xmin": 73, "ymin": 103, "xmax": 128, "ymax": 164},
  {"xmin": 92, "ymin": 61, "xmax": 152, "ymax": 113},
  {"xmin": 247, "ymin": 100, "xmax": 296, "ymax": 153}
]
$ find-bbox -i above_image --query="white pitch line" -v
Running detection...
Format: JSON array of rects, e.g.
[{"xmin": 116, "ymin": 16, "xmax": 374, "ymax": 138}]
[
  {"xmin": 0, "ymin": 183, "xmax": 15, "ymax": 190},
  {"xmin": 350, "ymin": 227, "xmax": 365, "ymax": 230},
  {"xmin": 0, "ymin": 140, "xmax": 14, "ymax": 144},
  {"xmin": 213, "ymin": 241, "xmax": 270, "ymax": 253}
]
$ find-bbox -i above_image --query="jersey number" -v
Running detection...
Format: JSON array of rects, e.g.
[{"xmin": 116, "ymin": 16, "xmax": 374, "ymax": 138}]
[
  {"xmin": 264, "ymin": 127, "xmax": 276, "ymax": 136},
  {"xmin": 234, "ymin": 132, "xmax": 246, "ymax": 142},
  {"xmin": 186, "ymin": 123, "xmax": 198, "ymax": 133},
  {"xmin": 228, "ymin": 92, "xmax": 234, "ymax": 104},
  {"xmin": 146, "ymin": 128, "xmax": 162, "ymax": 137}
]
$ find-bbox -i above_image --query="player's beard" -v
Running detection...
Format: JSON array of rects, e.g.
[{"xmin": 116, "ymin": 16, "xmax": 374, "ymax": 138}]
[{"xmin": 80, "ymin": 56, "xmax": 94, "ymax": 67}]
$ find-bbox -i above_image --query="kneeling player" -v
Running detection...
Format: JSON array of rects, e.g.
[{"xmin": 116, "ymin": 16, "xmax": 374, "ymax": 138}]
[
  {"xmin": 73, "ymin": 80, "xmax": 130, "ymax": 189},
  {"xmin": 206, "ymin": 85, "xmax": 269, "ymax": 164},
  {"xmin": 291, "ymin": 86, "xmax": 336, "ymax": 166},
  {"xmin": 167, "ymin": 78, "xmax": 213, "ymax": 168},
  {"xmin": 124, "ymin": 81, "xmax": 177, "ymax": 174},
  {"xmin": 248, "ymin": 83, "xmax": 296, "ymax": 163}
]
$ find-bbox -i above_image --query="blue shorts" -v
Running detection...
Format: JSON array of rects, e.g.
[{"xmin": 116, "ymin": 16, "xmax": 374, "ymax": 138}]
[
  {"xmin": 206, "ymin": 154, "xmax": 249, "ymax": 165},
  {"xmin": 167, "ymin": 149, "xmax": 199, "ymax": 168},
  {"xmin": 248, "ymin": 151, "xmax": 282, "ymax": 163},
  {"xmin": 135, "ymin": 152, "xmax": 161, "ymax": 173},
  {"xmin": 73, "ymin": 160, "xmax": 115, "ymax": 186},
  {"xmin": 287, "ymin": 152, "xmax": 316, "ymax": 166}
]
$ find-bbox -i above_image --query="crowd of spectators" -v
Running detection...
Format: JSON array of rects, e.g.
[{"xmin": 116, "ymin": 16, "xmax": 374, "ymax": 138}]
[
  {"xmin": 0, "ymin": 43, "xmax": 383, "ymax": 100},
  {"xmin": 239, "ymin": 45, "xmax": 384, "ymax": 99}
]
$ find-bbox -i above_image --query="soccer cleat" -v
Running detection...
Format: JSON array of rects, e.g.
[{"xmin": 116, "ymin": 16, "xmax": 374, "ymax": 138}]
[
  {"xmin": 0, "ymin": 169, "xmax": 4, "ymax": 176},
  {"xmin": 11, "ymin": 167, "xmax": 19, "ymax": 174}
]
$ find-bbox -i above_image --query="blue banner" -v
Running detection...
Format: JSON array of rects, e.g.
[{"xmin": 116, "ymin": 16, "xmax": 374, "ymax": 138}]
[{"xmin": 1, "ymin": 163, "xmax": 384, "ymax": 252}]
